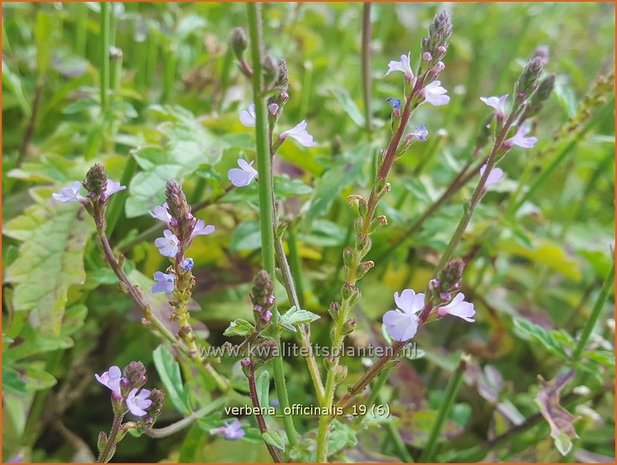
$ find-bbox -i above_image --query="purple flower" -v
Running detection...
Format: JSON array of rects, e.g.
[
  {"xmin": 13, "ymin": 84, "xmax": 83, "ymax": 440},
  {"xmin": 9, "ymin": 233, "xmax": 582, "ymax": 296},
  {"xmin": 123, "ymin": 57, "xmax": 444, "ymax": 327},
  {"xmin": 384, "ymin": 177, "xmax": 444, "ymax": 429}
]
[
  {"xmin": 385, "ymin": 52, "xmax": 414, "ymax": 82},
  {"xmin": 280, "ymin": 120, "xmax": 317, "ymax": 147},
  {"xmin": 435, "ymin": 293, "xmax": 476, "ymax": 322},
  {"xmin": 126, "ymin": 388, "xmax": 152, "ymax": 417},
  {"xmin": 504, "ymin": 124, "xmax": 537, "ymax": 149},
  {"xmin": 239, "ymin": 103, "xmax": 256, "ymax": 127},
  {"xmin": 95, "ymin": 365, "xmax": 123, "ymax": 397},
  {"xmin": 103, "ymin": 179, "xmax": 126, "ymax": 200},
  {"xmin": 386, "ymin": 97, "xmax": 402, "ymax": 113},
  {"xmin": 53, "ymin": 181, "xmax": 86, "ymax": 203},
  {"xmin": 480, "ymin": 164, "xmax": 504, "ymax": 188},
  {"xmin": 191, "ymin": 219, "xmax": 215, "ymax": 239},
  {"xmin": 152, "ymin": 271, "xmax": 175, "ymax": 294},
  {"xmin": 268, "ymin": 103, "xmax": 279, "ymax": 116},
  {"xmin": 180, "ymin": 258, "xmax": 194, "ymax": 271},
  {"xmin": 155, "ymin": 229, "xmax": 179, "ymax": 257},
  {"xmin": 422, "ymin": 81, "xmax": 450, "ymax": 106},
  {"xmin": 480, "ymin": 95, "xmax": 508, "ymax": 119},
  {"xmin": 228, "ymin": 159, "xmax": 258, "ymax": 187},
  {"xmin": 410, "ymin": 124, "xmax": 429, "ymax": 142},
  {"xmin": 149, "ymin": 202, "xmax": 173, "ymax": 226},
  {"xmin": 210, "ymin": 419, "xmax": 245, "ymax": 440},
  {"xmin": 382, "ymin": 289, "xmax": 425, "ymax": 342}
]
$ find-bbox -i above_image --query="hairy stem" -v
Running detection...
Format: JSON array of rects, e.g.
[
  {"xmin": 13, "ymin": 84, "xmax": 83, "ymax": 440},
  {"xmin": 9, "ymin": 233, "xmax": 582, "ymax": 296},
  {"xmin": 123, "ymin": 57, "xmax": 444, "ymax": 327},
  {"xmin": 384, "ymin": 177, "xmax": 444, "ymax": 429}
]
[
  {"xmin": 97, "ymin": 411, "xmax": 124, "ymax": 463},
  {"xmin": 246, "ymin": 2, "xmax": 298, "ymax": 447}
]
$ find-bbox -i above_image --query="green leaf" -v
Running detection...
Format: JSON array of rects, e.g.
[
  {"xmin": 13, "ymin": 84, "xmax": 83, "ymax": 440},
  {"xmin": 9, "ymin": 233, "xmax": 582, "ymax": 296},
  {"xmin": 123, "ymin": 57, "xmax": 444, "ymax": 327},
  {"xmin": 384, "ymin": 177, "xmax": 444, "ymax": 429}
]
[
  {"xmin": 327, "ymin": 420, "xmax": 357, "ymax": 456},
  {"xmin": 500, "ymin": 239, "xmax": 582, "ymax": 281},
  {"xmin": 327, "ymin": 87, "xmax": 365, "ymax": 127},
  {"xmin": 304, "ymin": 144, "xmax": 370, "ymax": 225},
  {"xmin": 230, "ymin": 221, "xmax": 261, "ymax": 253},
  {"xmin": 262, "ymin": 431, "xmax": 285, "ymax": 451},
  {"xmin": 513, "ymin": 318, "xmax": 574, "ymax": 359},
  {"xmin": 223, "ymin": 319, "xmax": 255, "ymax": 337},
  {"xmin": 152, "ymin": 345, "xmax": 191, "ymax": 415},
  {"xmin": 125, "ymin": 105, "xmax": 229, "ymax": 217},
  {"xmin": 4, "ymin": 203, "xmax": 95, "ymax": 334},
  {"xmin": 17, "ymin": 363, "xmax": 58, "ymax": 391},
  {"xmin": 279, "ymin": 306, "xmax": 320, "ymax": 333},
  {"xmin": 256, "ymin": 370, "xmax": 270, "ymax": 409},
  {"xmin": 2, "ymin": 366, "xmax": 27, "ymax": 394},
  {"xmin": 303, "ymin": 220, "xmax": 347, "ymax": 247}
]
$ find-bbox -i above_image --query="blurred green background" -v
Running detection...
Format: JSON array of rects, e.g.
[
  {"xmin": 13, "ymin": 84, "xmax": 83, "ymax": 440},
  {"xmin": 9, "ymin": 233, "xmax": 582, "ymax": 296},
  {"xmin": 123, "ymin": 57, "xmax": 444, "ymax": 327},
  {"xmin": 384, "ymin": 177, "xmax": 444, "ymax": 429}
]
[{"xmin": 2, "ymin": 2, "xmax": 615, "ymax": 463}]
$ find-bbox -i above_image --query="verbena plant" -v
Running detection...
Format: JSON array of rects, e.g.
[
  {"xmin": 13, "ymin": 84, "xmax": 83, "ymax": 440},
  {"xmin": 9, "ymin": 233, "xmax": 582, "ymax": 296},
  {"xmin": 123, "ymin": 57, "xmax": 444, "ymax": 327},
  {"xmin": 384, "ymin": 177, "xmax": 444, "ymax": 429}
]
[{"xmin": 3, "ymin": 2, "xmax": 614, "ymax": 463}]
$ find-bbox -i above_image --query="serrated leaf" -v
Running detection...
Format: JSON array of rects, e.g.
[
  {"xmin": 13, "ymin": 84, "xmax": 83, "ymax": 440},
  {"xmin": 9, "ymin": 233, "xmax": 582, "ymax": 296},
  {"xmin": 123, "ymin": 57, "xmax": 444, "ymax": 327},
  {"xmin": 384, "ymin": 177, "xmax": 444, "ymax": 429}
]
[
  {"xmin": 223, "ymin": 319, "xmax": 255, "ymax": 337},
  {"xmin": 279, "ymin": 306, "xmax": 320, "ymax": 333},
  {"xmin": 153, "ymin": 345, "xmax": 191, "ymax": 415},
  {"xmin": 513, "ymin": 318, "xmax": 574, "ymax": 359},
  {"xmin": 4, "ymin": 203, "xmax": 95, "ymax": 334}
]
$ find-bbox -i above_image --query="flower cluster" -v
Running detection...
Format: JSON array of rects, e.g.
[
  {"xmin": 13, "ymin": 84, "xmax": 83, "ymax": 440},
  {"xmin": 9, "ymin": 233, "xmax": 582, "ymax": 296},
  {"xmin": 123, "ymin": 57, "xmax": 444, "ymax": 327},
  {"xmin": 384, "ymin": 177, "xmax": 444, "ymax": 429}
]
[
  {"xmin": 250, "ymin": 270, "xmax": 276, "ymax": 326},
  {"xmin": 149, "ymin": 181, "xmax": 215, "ymax": 295},
  {"xmin": 95, "ymin": 361, "xmax": 164, "ymax": 420},
  {"xmin": 52, "ymin": 164, "xmax": 126, "ymax": 218}
]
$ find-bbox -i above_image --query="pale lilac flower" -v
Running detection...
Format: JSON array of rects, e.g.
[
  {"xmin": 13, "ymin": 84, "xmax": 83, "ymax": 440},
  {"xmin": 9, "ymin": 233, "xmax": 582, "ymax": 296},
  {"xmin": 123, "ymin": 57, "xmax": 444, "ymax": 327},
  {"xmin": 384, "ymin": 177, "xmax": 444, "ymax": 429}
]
[
  {"xmin": 155, "ymin": 229, "xmax": 179, "ymax": 257},
  {"xmin": 410, "ymin": 124, "xmax": 429, "ymax": 142},
  {"xmin": 239, "ymin": 103, "xmax": 256, "ymax": 127},
  {"xmin": 385, "ymin": 52, "xmax": 414, "ymax": 82},
  {"xmin": 126, "ymin": 388, "xmax": 152, "ymax": 417},
  {"xmin": 103, "ymin": 179, "xmax": 126, "ymax": 199},
  {"xmin": 480, "ymin": 164, "xmax": 504, "ymax": 188},
  {"xmin": 280, "ymin": 120, "xmax": 316, "ymax": 147},
  {"xmin": 228, "ymin": 159, "xmax": 258, "ymax": 187},
  {"xmin": 95, "ymin": 365, "xmax": 123, "ymax": 397},
  {"xmin": 180, "ymin": 258, "xmax": 194, "ymax": 271},
  {"xmin": 386, "ymin": 97, "xmax": 402, "ymax": 117},
  {"xmin": 210, "ymin": 419, "xmax": 245, "ymax": 440},
  {"xmin": 382, "ymin": 289, "xmax": 425, "ymax": 342},
  {"xmin": 53, "ymin": 181, "xmax": 86, "ymax": 203},
  {"xmin": 480, "ymin": 95, "xmax": 508, "ymax": 118},
  {"xmin": 436, "ymin": 293, "xmax": 476, "ymax": 322},
  {"xmin": 505, "ymin": 124, "xmax": 537, "ymax": 149},
  {"xmin": 422, "ymin": 81, "xmax": 450, "ymax": 106},
  {"xmin": 268, "ymin": 103, "xmax": 279, "ymax": 116},
  {"xmin": 152, "ymin": 271, "xmax": 175, "ymax": 294},
  {"xmin": 149, "ymin": 202, "xmax": 173, "ymax": 225},
  {"xmin": 191, "ymin": 219, "xmax": 215, "ymax": 239}
]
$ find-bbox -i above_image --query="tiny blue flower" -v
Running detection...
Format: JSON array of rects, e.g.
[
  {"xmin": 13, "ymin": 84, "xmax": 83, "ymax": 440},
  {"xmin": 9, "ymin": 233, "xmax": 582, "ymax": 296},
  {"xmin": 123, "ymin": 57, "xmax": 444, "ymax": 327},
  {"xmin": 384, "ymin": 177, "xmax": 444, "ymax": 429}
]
[
  {"xmin": 386, "ymin": 97, "xmax": 402, "ymax": 112},
  {"xmin": 180, "ymin": 258, "xmax": 194, "ymax": 271},
  {"xmin": 411, "ymin": 124, "xmax": 429, "ymax": 142},
  {"xmin": 152, "ymin": 271, "xmax": 175, "ymax": 294}
]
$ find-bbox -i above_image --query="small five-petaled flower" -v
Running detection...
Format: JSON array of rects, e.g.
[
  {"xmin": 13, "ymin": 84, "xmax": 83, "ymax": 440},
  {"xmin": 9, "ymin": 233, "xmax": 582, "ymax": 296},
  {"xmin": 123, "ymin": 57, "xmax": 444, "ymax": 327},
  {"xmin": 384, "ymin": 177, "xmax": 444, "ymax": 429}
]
[{"xmin": 210, "ymin": 419, "xmax": 245, "ymax": 440}]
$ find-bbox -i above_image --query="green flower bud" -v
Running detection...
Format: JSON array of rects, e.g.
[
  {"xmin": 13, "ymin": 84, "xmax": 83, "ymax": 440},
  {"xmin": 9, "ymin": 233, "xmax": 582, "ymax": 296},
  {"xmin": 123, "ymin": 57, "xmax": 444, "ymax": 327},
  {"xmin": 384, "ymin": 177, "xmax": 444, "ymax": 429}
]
[
  {"xmin": 230, "ymin": 27, "xmax": 248, "ymax": 59},
  {"xmin": 84, "ymin": 163, "xmax": 108, "ymax": 197}
]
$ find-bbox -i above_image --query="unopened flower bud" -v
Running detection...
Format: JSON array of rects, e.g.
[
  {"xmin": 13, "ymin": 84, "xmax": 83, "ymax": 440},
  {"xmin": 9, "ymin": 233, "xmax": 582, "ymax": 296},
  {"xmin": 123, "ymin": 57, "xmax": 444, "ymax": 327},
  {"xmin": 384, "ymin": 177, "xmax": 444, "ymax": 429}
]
[
  {"xmin": 357, "ymin": 261, "xmax": 374, "ymax": 279},
  {"xmin": 524, "ymin": 73, "xmax": 555, "ymax": 119},
  {"xmin": 328, "ymin": 301, "xmax": 341, "ymax": 320},
  {"xmin": 437, "ymin": 45, "xmax": 447, "ymax": 54},
  {"xmin": 435, "ymin": 61, "xmax": 445, "ymax": 72},
  {"xmin": 429, "ymin": 279, "xmax": 440, "ymax": 290},
  {"xmin": 514, "ymin": 57, "xmax": 544, "ymax": 100},
  {"xmin": 323, "ymin": 355, "xmax": 336, "ymax": 370},
  {"xmin": 356, "ymin": 235, "xmax": 372, "ymax": 258},
  {"xmin": 262, "ymin": 55, "xmax": 279, "ymax": 87},
  {"xmin": 230, "ymin": 27, "xmax": 248, "ymax": 59},
  {"xmin": 251, "ymin": 270, "xmax": 274, "ymax": 307},
  {"xmin": 342, "ymin": 319, "xmax": 356, "ymax": 335},
  {"xmin": 422, "ymin": 52, "xmax": 432, "ymax": 61},
  {"xmin": 262, "ymin": 310, "xmax": 272, "ymax": 323},
  {"xmin": 147, "ymin": 388, "xmax": 165, "ymax": 422},
  {"xmin": 84, "ymin": 163, "xmax": 108, "ymax": 197},
  {"xmin": 268, "ymin": 103, "xmax": 279, "ymax": 116},
  {"xmin": 343, "ymin": 247, "xmax": 354, "ymax": 267},
  {"xmin": 123, "ymin": 361, "xmax": 147, "ymax": 391},
  {"xmin": 341, "ymin": 283, "xmax": 361, "ymax": 306},
  {"xmin": 165, "ymin": 180, "xmax": 191, "ymax": 221},
  {"xmin": 438, "ymin": 258, "xmax": 465, "ymax": 292},
  {"xmin": 440, "ymin": 291, "xmax": 451, "ymax": 302},
  {"xmin": 370, "ymin": 215, "xmax": 388, "ymax": 232},
  {"xmin": 240, "ymin": 357, "xmax": 252, "ymax": 376}
]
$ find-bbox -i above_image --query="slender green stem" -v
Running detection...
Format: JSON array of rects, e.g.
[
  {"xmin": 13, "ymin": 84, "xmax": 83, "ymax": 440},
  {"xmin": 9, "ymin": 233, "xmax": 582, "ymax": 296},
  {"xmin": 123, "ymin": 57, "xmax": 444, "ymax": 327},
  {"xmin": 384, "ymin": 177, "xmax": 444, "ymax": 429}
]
[
  {"xmin": 246, "ymin": 2, "xmax": 298, "ymax": 447},
  {"xmin": 361, "ymin": 2, "xmax": 372, "ymax": 134},
  {"xmin": 100, "ymin": 3, "xmax": 111, "ymax": 118},
  {"xmin": 385, "ymin": 420, "xmax": 413, "ymax": 463},
  {"xmin": 572, "ymin": 259, "xmax": 615, "ymax": 361},
  {"xmin": 419, "ymin": 355, "xmax": 468, "ymax": 462},
  {"xmin": 286, "ymin": 222, "xmax": 305, "ymax": 309},
  {"xmin": 274, "ymin": 231, "xmax": 325, "ymax": 402},
  {"xmin": 140, "ymin": 399, "xmax": 226, "ymax": 438}
]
